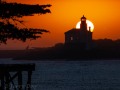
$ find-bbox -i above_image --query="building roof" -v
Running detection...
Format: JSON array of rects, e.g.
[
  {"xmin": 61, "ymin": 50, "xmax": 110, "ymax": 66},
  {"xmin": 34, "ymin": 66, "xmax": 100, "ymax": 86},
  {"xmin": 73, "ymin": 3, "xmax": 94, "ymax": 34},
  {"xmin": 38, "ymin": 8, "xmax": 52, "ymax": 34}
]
[{"xmin": 64, "ymin": 28, "xmax": 80, "ymax": 34}]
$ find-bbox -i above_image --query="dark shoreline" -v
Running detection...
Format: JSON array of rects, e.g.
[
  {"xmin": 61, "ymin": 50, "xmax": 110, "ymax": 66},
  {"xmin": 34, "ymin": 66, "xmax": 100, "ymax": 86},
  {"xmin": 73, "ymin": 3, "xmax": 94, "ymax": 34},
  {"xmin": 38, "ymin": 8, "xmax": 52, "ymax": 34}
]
[
  {"xmin": 0, "ymin": 47, "xmax": 120, "ymax": 61},
  {"xmin": 1, "ymin": 38, "xmax": 120, "ymax": 61},
  {"xmin": 0, "ymin": 49, "xmax": 120, "ymax": 61},
  {"xmin": 14, "ymin": 49, "xmax": 120, "ymax": 60}
]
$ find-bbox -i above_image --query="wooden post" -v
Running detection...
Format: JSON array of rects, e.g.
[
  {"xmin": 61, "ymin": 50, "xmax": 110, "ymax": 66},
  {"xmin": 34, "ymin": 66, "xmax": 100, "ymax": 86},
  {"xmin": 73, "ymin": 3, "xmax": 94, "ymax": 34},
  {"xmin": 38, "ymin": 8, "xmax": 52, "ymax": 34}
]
[
  {"xmin": 5, "ymin": 72, "xmax": 10, "ymax": 90},
  {"xmin": 18, "ymin": 71, "xmax": 22, "ymax": 90},
  {"xmin": 27, "ymin": 71, "xmax": 32, "ymax": 90},
  {"xmin": 1, "ymin": 73, "xmax": 5, "ymax": 90}
]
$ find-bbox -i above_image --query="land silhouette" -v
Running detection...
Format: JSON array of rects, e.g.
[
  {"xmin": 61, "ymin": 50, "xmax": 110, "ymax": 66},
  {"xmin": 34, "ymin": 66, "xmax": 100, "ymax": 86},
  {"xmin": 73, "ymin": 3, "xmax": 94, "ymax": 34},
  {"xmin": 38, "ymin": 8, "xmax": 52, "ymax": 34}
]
[{"xmin": 0, "ymin": 38, "xmax": 118, "ymax": 60}]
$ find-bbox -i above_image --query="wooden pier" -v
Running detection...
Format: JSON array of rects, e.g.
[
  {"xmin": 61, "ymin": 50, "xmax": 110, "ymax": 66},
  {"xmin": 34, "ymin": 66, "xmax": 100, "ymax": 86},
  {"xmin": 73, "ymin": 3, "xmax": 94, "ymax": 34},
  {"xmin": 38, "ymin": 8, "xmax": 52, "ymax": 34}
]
[{"xmin": 0, "ymin": 64, "xmax": 35, "ymax": 90}]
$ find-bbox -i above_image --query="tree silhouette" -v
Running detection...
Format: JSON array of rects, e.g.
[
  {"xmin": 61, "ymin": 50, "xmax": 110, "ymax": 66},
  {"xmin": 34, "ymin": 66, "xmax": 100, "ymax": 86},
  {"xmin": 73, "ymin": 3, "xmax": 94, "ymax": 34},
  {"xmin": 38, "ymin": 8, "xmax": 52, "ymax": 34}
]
[{"xmin": 0, "ymin": 1, "xmax": 51, "ymax": 44}]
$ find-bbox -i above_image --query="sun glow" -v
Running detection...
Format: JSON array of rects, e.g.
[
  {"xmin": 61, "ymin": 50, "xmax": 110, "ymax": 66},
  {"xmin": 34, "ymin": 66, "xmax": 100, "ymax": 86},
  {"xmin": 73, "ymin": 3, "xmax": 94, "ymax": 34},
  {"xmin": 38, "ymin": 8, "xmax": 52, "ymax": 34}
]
[{"xmin": 76, "ymin": 20, "xmax": 94, "ymax": 32}]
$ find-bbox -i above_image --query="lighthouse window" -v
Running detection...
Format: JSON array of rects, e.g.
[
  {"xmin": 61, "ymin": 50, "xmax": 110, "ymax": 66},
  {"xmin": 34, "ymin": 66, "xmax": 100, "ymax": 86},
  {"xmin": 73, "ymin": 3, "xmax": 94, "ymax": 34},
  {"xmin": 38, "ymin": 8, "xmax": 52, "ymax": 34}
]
[
  {"xmin": 82, "ymin": 19, "xmax": 86, "ymax": 21},
  {"xmin": 70, "ymin": 37, "xmax": 73, "ymax": 41}
]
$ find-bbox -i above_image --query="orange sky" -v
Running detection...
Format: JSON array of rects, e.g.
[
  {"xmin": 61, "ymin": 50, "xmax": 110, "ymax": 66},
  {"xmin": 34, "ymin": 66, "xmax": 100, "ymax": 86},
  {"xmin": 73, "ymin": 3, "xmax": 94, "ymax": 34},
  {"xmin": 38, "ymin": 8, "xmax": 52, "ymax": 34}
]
[{"xmin": 1, "ymin": 0, "xmax": 120, "ymax": 50}]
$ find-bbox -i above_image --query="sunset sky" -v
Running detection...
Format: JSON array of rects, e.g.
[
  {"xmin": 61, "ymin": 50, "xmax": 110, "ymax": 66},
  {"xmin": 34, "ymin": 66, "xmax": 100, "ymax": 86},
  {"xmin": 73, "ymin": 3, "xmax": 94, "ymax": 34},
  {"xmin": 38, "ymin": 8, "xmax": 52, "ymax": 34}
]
[{"xmin": 1, "ymin": 0, "xmax": 120, "ymax": 50}]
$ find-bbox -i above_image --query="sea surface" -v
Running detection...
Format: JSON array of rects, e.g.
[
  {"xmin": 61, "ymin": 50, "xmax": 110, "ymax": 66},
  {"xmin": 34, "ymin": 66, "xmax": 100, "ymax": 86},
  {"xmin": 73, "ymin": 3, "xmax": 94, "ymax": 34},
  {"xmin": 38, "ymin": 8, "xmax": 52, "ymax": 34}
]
[{"xmin": 1, "ymin": 58, "xmax": 120, "ymax": 90}]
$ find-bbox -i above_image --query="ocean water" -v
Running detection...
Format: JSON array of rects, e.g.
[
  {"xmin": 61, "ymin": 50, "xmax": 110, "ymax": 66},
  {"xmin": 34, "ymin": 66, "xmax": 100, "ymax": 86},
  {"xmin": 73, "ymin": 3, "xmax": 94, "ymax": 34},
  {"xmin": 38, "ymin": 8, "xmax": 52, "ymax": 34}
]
[{"xmin": 1, "ymin": 58, "xmax": 120, "ymax": 90}]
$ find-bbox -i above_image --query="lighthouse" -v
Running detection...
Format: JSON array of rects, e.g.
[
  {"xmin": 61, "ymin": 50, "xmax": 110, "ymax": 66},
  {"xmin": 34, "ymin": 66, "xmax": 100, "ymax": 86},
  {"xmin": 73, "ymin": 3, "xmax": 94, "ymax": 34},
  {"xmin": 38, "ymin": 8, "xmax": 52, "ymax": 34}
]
[{"xmin": 64, "ymin": 15, "xmax": 93, "ymax": 49}]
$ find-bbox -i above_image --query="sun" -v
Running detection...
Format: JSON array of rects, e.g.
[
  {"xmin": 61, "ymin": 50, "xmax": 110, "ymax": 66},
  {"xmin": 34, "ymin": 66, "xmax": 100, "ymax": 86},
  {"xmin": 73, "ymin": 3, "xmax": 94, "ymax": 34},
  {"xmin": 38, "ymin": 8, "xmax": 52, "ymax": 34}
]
[{"xmin": 76, "ymin": 20, "xmax": 94, "ymax": 32}]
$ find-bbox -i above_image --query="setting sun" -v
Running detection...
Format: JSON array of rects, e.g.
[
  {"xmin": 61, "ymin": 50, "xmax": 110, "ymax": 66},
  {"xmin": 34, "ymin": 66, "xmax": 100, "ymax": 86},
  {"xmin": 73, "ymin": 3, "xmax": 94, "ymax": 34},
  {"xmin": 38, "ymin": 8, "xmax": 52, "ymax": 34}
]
[{"xmin": 76, "ymin": 20, "xmax": 94, "ymax": 32}]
